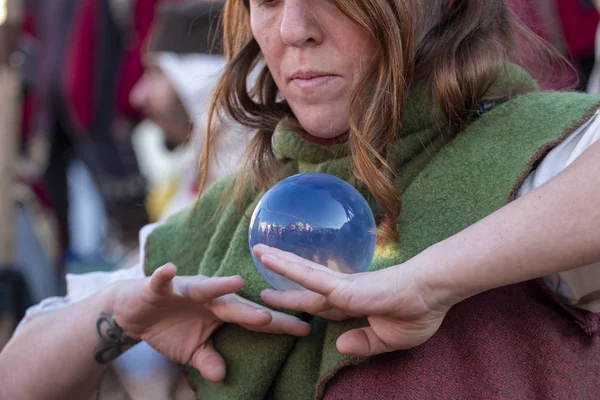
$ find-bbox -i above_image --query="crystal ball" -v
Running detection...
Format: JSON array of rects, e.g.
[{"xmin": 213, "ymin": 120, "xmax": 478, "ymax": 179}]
[{"xmin": 249, "ymin": 173, "xmax": 377, "ymax": 290}]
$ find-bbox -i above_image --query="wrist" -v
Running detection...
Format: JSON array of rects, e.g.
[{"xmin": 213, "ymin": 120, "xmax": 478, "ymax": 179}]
[
  {"xmin": 407, "ymin": 240, "xmax": 480, "ymax": 310},
  {"xmin": 93, "ymin": 284, "xmax": 140, "ymax": 364},
  {"xmin": 103, "ymin": 281, "xmax": 143, "ymax": 339}
]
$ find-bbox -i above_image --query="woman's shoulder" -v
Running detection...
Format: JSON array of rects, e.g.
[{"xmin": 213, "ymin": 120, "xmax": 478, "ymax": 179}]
[
  {"xmin": 502, "ymin": 90, "xmax": 600, "ymax": 118},
  {"xmin": 466, "ymin": 90, "xmax": 600, "ymax": 155}
]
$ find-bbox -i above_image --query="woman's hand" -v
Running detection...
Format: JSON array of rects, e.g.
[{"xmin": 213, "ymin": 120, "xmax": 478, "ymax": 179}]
[
  {"xmin": 111, "ymin": 263, "xmax": 311, "ymax": 382},
  {"xmin": 253, "ymin": 245, "xmax": 451, "ymax": 358}
]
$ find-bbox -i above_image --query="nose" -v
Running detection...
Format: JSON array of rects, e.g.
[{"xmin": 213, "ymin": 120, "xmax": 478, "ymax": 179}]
[
  {"xmin": 129, "ymin": 73, "xmax": 150, "ymax": 111},
  {"xmin": 280, "ymin": 1, "xmax": 323, "ymax": 47}
]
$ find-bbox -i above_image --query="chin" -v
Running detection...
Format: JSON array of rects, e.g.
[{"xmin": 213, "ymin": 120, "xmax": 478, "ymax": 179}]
[{"xmin": 297, "ymin": 116, "xmax": 349, "ymax": 139}]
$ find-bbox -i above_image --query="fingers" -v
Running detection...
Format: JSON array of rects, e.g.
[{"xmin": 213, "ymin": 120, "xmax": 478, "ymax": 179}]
[
  {"xmin": 261, "ymin": 288, "xmax": 329, "ymax": 314},
  {"xmin": 336, "ymin": 327, "xmax": 392, "ymax": 357},
  {"xmin": 253, "ymin": 245, "xmax": 340, "ymax": 295},
  {"xmin": 211, "ymin": 294, "xmax": 312, "ymax": 337},
  {"xmin": 190, "ymin": 340, "xmax": 227, "ymax": 382},
  {"xmin": 261, "ymin": 289, "xmax": 357, "ymax": 320},
  {"xmin": 254, "ymin": 245, "xmax": 335, "ymax": 273},
  {"xmin": 241, "ymin": 309, "xmax": 312, "ymax": 336},
  {"xmin": 175, "ymin": 275, "xmax": 246, "ymax": 303},
  {"xmin": 150, "ymin": 264, "xmax": 246, "ymax": 303},
  {"xmin": 149, "ymin": 263, "xmax": 178, "ymax": 294},
  {"xmin": 314, "ymin": 309, "xmax": 354, "ymax": 322},
  {"xmin": 209, "ymin": 295, "xmax": 273, "ymax": 326}
]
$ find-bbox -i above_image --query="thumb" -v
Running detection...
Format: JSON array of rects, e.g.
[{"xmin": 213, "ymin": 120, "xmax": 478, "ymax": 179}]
[
  {"xmin": 336, "ymin": 327, "xmax": 391, "ymax": 357},
  {"xmin": 190, "ymin": 340, "xmax": 227, "ymax": 382}
]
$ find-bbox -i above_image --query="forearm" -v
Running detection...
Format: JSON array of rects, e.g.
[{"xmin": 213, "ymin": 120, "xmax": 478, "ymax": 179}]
[
  {"xmin": 0, "ymin": 285, "xmax": 137, "ymax": 400},
  {"xmin": 419, "ymin": 140, "xmax": 600, "ymax": 306}
]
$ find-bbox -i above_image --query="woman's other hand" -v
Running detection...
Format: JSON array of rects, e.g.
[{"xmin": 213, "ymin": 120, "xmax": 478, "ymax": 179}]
[
  {"xmin": 111, "ymin": 264, "xmax": 311, "ymax": 382},
  {"xmin": 253, "ymin": 245, "xmax": 451, "ymax": 358}
]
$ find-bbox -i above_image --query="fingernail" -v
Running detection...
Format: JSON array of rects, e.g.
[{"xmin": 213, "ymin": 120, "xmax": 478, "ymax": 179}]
[
  {"xmin": 255, "ymin": 309, "xmax": 270, "ymax": 314},
  {"xmin": 263, "ymin": 254, "xmax": 279, "ymax": 261},
  {"xmin": 254, "ymin": 244, "xmax": 268, "ymax": 250}
]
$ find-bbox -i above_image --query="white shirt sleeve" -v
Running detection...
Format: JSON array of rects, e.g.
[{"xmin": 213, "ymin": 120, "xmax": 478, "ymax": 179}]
[
  {"xmin": 517, "ymin": 110, "xmax": 600, "ymax": 312},
  {"xmin": 517, "ymin": 110, "xmax": 600, "ymax": 197}
]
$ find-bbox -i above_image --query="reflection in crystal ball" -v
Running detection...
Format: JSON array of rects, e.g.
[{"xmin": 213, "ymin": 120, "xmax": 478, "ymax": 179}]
[{"xmin": 249, "ymin": 173, "xmax": 377, "ymax": 290}]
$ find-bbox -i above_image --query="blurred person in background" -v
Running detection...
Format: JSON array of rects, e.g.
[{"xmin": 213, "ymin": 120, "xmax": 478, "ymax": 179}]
[{"xmin": 129, "ymin": 0, "xmax": 251, "ymax": 222}]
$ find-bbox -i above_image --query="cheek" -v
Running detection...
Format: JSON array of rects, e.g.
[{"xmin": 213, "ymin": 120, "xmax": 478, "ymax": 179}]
[
  {"xmin": 250, "ymin": 10, "xmax": 273, "ymax": 48},
  {"xmin": 336, "ymin": 28, "xmax": 378, "ymax": 83},
  {"xmin": 256, "ymin": 44, "xmax": 286, "ymax": 93},
  {"xmin": 251, "ymin": 10, "xmax": 281, "ymax": 73},
  {"xmin": 151, "ymin": 86, "xmax": 177, "ymax": 116}
]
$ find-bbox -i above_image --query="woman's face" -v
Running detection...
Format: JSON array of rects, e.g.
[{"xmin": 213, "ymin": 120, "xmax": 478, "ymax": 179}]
[{"xmin": 249, "ymin": 0, "xmax": 378, "ymax": 138}]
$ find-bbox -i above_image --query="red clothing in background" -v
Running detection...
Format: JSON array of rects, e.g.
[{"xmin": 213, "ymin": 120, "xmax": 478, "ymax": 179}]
[{"xmin": 554, "ymin": 0, "xmax": 599, "ymax": 60}]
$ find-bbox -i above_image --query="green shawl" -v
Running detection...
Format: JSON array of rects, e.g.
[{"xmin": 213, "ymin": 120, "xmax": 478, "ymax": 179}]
[{"xmin": 144, "ymin": 68, "xmax": 600, "ymax": 399}]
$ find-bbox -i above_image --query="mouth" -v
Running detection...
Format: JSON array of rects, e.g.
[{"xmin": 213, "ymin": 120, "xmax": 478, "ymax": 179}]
[{"xmin": 289, "ymin": 70, "xmax": 339, "ymax": 90}]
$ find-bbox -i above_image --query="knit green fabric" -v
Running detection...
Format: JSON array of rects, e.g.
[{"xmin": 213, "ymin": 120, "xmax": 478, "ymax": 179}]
[{"xmin": 144, "ymin": 68, "xmax": 600, "ymax": 399}]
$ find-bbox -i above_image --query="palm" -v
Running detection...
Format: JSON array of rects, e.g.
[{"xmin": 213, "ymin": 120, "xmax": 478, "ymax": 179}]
[{"xmin": 131, "ymin": 302, "xmax": 222, "ymax": 367}]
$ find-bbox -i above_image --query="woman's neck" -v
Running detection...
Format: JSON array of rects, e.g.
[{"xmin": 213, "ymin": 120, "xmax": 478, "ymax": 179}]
[{"xmin": 296, "ymin": 130, "xmax": 349, "ymax": 146}]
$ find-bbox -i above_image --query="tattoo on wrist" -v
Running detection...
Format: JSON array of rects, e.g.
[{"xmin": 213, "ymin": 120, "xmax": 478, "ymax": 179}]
[{"xmin": 94, "ymin": 313, "xmax": 139, "ymax": 364}]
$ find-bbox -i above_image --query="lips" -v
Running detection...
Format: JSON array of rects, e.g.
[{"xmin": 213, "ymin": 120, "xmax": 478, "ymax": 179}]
[
  {"xmin": 289, "ymin": 70, "xmax": 338, "ymax": 90},
  {"xmin": 290, "ymin": 70, "xmax": 332, "ymax": 81}
]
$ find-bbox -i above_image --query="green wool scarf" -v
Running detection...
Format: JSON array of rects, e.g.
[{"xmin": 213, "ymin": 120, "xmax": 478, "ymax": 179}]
[{"xmin": 144, "ymin": 67, "xmax": 600, "ymax": 399}]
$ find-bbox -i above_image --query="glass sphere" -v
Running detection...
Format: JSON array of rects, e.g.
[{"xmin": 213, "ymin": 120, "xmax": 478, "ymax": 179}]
[{"xmin": 249, "ymin": 173, "xmax": 376, "ymax": 290}]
